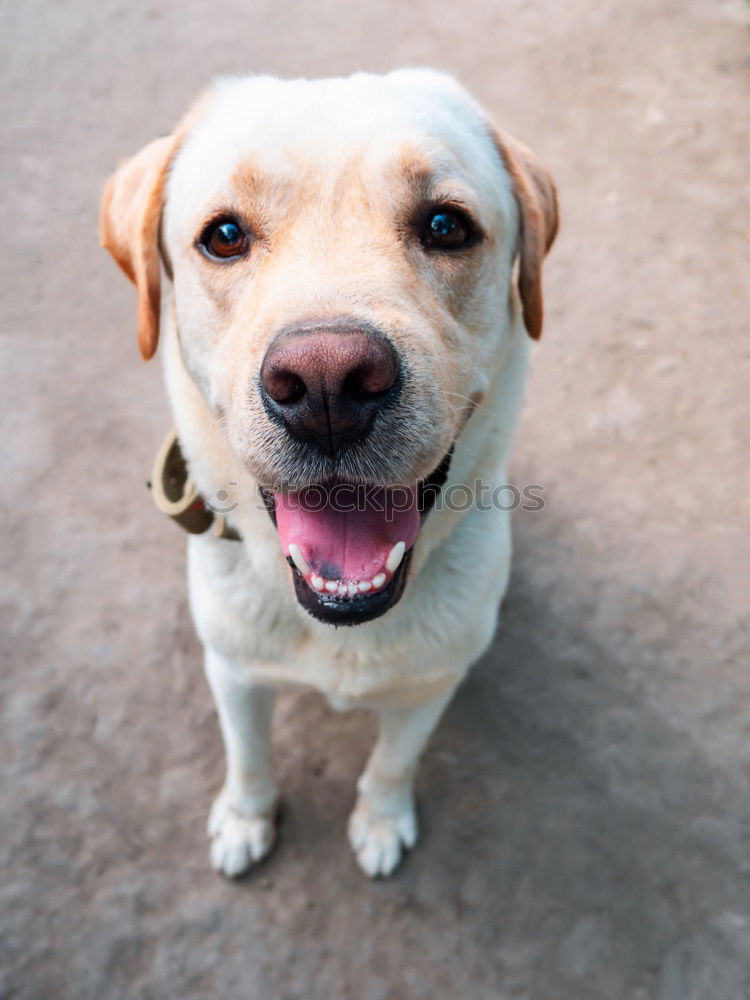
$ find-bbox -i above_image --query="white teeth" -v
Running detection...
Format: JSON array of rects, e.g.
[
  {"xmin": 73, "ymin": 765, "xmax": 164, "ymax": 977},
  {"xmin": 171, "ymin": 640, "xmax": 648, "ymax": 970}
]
[
  {"xmin": 385, "ymin": 541, "xmax": 406, "ymax": 574},
  {"xmin": 298, "ymin": 567, "xmax": 392, "ymax": 597},
  {"xmin": 288, "ymin": 543, "xmax": 311, "ymax": 577}
]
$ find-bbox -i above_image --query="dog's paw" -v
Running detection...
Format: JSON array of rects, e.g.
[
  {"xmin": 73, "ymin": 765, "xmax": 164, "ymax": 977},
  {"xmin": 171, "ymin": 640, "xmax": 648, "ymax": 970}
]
[
  {"xmin": 207, "ymin": 790, "xmax": 277, "ymax": 878},
  {"xmin": 347, "ymin": 795, "xmax": 418, "ymax": 878}
]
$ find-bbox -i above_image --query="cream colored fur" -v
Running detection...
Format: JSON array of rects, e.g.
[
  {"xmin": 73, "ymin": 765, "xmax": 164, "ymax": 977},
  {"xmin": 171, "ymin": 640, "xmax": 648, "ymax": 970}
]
[{"xmin": 101, "ymin": 69, "xmax": 556, "ymax": 878}]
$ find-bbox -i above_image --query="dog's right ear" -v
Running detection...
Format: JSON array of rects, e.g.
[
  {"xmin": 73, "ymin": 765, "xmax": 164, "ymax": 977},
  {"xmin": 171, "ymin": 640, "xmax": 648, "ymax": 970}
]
[{"xmin": 100, "ymin": 135, "xmax": 178, "ymax": 360}]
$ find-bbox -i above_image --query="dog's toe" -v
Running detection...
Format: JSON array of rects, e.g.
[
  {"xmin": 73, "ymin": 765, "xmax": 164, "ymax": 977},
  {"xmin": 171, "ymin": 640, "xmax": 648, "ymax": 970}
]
[
  {"xmin": 347, "ymin": 797, "xmax": 417, "ymax": 878},
  {"xmin": 208, "ymin": 793, "xmax": 277, "ymax": 878}
]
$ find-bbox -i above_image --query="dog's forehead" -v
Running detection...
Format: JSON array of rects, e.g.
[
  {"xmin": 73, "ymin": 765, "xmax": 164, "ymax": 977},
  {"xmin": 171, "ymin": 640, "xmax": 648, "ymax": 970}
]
[{"xmin": 167, "ymin": 71, "xmax": 507, "ymax": 220}]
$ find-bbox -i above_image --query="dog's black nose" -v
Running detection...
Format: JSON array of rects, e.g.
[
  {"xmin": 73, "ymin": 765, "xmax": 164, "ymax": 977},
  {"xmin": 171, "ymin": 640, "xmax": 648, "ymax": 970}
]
[{"xmin": 259, "ymin": 323, "xmax": 399, "ymax": 456}]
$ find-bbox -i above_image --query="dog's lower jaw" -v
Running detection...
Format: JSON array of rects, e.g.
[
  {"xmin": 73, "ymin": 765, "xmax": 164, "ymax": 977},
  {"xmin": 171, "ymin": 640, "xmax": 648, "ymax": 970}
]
[{"xmin": 289, "ymin": 547, "xmax": 413, "ymax": 626}]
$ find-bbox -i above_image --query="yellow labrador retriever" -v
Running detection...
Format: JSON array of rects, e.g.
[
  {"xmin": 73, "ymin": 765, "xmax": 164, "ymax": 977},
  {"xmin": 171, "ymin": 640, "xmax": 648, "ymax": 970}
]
[{"xmin": 101, "ymin": 69, "xmax": 557, "ymax": 878}]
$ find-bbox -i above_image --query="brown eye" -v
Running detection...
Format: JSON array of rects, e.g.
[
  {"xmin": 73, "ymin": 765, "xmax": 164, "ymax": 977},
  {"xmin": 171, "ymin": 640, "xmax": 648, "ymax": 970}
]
[
  {"xmin": 421, "ymin": 209, "xmax": 474, "ymax": 250},
  {"xmin": 199, "ymin": 218, "xmax": 249, "ymax": 260}
]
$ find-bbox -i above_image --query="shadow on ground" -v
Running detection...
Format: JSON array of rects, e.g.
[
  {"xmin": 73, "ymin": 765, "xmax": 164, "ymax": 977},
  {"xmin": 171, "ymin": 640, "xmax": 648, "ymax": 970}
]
[{"xmin": 1, "ymin": 0, "xmax": 749, "ymax": 997}]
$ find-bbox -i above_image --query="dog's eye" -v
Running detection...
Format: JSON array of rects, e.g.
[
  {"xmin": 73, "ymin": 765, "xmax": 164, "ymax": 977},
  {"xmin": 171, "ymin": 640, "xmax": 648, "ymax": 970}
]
[
  {"xmin": 199, "ymin": 218, "xmax": 250, "ymax": 260},
  {"xmin": 422, "ymin": 209, "xmax": 474, "ymax": 250}
]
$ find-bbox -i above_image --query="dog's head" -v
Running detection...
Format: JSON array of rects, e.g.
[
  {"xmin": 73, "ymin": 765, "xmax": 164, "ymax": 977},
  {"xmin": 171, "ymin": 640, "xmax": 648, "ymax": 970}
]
[{"xmin": 101, "ymin": 70, "xmax": 557, "ymax": 626}]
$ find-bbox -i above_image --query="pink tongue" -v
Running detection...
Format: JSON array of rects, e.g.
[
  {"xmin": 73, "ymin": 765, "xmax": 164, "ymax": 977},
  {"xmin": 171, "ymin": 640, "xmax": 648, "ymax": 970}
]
[{"xmin": 275, "ymin": 482, "xmax": 420, "ymax": 581}]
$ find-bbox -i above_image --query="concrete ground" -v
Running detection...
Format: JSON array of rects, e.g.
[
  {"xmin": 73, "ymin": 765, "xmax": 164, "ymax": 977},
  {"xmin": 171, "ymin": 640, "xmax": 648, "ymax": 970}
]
[{"xmin": 2, "ymin": 1, "xmax": 749, "ymax": 997}]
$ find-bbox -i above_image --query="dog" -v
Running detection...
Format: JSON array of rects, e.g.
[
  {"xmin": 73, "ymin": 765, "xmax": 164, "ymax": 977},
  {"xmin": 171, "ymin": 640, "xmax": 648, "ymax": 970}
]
[{"xmin": 100, "ymin": 69, "xmax": 557, "ymax": 878}]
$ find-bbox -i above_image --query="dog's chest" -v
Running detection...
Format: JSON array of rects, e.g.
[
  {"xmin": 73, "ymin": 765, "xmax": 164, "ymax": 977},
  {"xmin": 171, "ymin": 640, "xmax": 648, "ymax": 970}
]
[{"xmin": 183, "ymin": 530, "xmax": 472, "ymax": 705}]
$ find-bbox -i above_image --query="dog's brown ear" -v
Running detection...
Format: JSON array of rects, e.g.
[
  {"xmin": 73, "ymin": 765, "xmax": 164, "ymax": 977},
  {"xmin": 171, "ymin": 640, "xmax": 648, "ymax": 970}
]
[
  {"xmin": 100, "ymin": 135, "xmax": 178, "ymax": 360},
  {"xmin": 493, "ymin": 132, "xmax": 559, "ymax": 340}
]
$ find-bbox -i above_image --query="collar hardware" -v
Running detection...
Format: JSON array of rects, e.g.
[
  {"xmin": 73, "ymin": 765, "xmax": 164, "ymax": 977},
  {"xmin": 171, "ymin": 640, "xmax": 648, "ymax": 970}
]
[{"xmin": 149, "ymin": 429, "xmax": 241, "ymax": 541}]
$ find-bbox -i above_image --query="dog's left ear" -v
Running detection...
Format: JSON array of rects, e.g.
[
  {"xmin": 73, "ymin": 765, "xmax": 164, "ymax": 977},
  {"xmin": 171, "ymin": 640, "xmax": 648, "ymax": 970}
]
[
  {"xmin": 492, "ymin": 131, "xmax": 559, "ymax": 340},
  {"xmin": 100, "ymin": 134, "xmax": 179, "ymax": 360}
]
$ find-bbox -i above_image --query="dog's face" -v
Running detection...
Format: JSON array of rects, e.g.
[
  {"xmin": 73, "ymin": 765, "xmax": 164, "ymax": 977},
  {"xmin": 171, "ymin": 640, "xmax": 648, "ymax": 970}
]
[{"xmin": 102, "ymin": 70, "xmax": 557, "ymax": 625}]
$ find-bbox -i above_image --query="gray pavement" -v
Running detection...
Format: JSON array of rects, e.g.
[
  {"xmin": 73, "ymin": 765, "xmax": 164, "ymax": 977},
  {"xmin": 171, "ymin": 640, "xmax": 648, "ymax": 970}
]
[{"xmin": 1, "ymin": 1, "xmax": 749, "ymax": 997}]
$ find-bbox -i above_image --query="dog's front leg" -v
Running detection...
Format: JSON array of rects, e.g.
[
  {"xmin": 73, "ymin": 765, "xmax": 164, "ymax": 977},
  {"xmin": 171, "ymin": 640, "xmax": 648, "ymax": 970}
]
[
  {"xmin": 205, "ymin": 648, "xmax": 278, "ymax": 878},
  {"xmin": 348, "ymin": 690, "xmax": 454, "ymax": 878}
]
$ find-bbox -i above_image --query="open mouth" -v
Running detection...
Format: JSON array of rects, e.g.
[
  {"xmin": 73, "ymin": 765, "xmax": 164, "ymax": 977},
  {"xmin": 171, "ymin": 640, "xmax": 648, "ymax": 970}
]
[{"xmin": 261, "ymin": 450, "xmax": 452, "ymax": 626}]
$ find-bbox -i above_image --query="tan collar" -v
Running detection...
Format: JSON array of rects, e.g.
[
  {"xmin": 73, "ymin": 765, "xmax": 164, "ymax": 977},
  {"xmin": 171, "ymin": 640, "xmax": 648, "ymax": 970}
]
[{"xmin": 149, "ymin": 429, "xmax": 241, "ymax": 541}]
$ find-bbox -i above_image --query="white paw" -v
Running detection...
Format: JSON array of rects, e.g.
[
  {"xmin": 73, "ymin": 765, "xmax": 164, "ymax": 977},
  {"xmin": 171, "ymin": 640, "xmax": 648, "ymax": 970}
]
[
  {"xmin": 347, "ymin": 795, "xmax": 418, "ymax": 878},
  {"xmin": 207, "ymin": 790, "xmax": 277, "ymax": 878}
]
